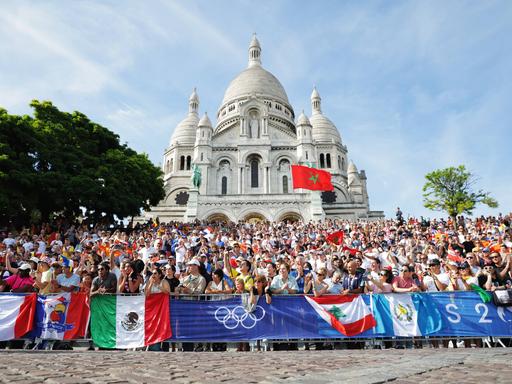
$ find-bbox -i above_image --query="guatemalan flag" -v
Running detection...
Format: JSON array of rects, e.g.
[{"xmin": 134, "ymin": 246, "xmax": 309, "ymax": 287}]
[
  {"xmin": 305, "ymin": 295, "xmax": 376, "ymax": 336},
  {"xmin": 0, "ymin": 294, "xmax": 37, "ymax": 340},
  {"xmin": 372, "ymin": 294, "xmax": 442, "ymax": 336},
  {"xmin": 32, "ymin": 293, "xmax": 90, "ymax": 340}
]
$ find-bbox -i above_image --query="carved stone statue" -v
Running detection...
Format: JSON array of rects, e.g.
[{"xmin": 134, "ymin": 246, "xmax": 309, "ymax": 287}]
[{"xmin": 249, "ymin": 111, "xmax": 259, "ymax": 138}]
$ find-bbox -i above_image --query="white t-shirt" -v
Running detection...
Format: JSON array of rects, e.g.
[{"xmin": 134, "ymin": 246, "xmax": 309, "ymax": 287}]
[
  {"xmin": 3, "ymin": 237, "xmax": 16, "ymax": 247},
  {"xmin": 423, "ymin": 273, "xmax": 450, "ymax": 292}
]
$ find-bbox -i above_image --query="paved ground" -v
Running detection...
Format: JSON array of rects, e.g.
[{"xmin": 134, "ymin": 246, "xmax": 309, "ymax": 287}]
[{"xmin": 0, "ymin": 349, "xmax": 511, "ymax": 383}]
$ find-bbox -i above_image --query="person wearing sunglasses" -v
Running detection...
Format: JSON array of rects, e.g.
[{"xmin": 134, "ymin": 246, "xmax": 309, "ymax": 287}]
[
  {"xmin": 90, "ymin": 262, "xmax": 117, "ymax": 296},
  {"xmin": 366, "ymin": 269, "xmax": 393, "ymax": 293}
]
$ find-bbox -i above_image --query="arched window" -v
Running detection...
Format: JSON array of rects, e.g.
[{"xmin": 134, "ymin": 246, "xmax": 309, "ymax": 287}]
[
  {"xmin": 326, "ymin": 154, "xmax": 331, "ymax": 168},
  {"xmin": 342, "ymin": 157, "xmax": 345, "ymax": 170},
  {"xmin": 170, "ymin": 158, "xmax": 174, "ymax": 172},
  {"xmin": 221, "ymin": 176, "xmax": 227, "ymax": 195},
  {"xmin": 338, "ymin": 156, "xmax": 342, "ymax": 170},
  {"xmin": 305, "ymin": 151, "xmax": 309, "ymax": 160},
  {"xmin": 166, "ymin": 160, "xmax": 170, "ymax": 172},
  {"xmin": 200, "ymin": 152, "xmax": 204, "ymax": 161},
  {"xmin": 180, "ymin": 156, "xmax": 185, "ymax": 170},
  {"xmin": 251, "ymin": 160, "xmax": 259, "ymax": 188},
  {"xmin": 319, "ymin": 153, "xmax": 325, "ymax": 168},
  {"xmin": 282, "ymin": 176, "xmax": 288, "ymax": 194},
  {"xmin": 186, "ymin": 156, "xmax": 191, "ymax": 170}
]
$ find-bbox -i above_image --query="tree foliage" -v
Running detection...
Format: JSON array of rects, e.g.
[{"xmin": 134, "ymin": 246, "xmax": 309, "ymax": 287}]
[
  {"xmin": 0, "ymin": 101, "xmax": 164, "ymax": 226},
  {"xmin": 422, "ymin": 165, "xmax": 498, "ymax": 219}
]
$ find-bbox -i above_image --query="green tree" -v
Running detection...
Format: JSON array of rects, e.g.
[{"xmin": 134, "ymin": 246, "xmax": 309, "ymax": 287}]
[
  {"xmin": 0, "ymin": 101, "xmax": 165, "ymax": 226},
  {"xmin": 422, "ymin": 165, "xmax": 498, "ymax": 219}
]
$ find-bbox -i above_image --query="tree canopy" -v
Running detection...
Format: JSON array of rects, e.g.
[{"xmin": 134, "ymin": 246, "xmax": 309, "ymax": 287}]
[
  {"xmin": 0, "ymin": 101, "xmax": 164, "ymax": 227},
  {"xmin": 422, "ymin": 165, "xmax": 498, "ymax": 219}
]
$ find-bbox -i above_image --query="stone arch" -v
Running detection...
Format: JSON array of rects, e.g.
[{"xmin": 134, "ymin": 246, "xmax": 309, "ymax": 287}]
[
  {"xmin": 165, "ymin": 186, "xmax": 190, "ymax": 206},
  {"xmin": 214, "ymin": 154, "xmax": 237, "ymax": 168},
  {"xmin": 333, "ymin": 185, "xmax": 351, "ymax": 203},
  {"xmin": 275, "ymin": 209, "xmax": 303, "ymax": 222},
  {"xmin": 241, "ymin": 150, "xmax": 266, "ymax": 164},
  {"xmin": 205, "ymin": 212, "xmax": 233, "ymax": 223},
  {"xmin": 238, "ymin": 207, "xmax": 270, "ymax": 222}
]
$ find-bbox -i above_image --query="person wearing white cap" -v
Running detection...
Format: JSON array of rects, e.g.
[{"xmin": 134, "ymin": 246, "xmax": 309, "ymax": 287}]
[
  {"xmin": 178, "ymin": 259, "xmax": 206, "ymax": 295},
  {"xmin": 4, "ymin": 263, "xmax": 34, "ymax": 293}
]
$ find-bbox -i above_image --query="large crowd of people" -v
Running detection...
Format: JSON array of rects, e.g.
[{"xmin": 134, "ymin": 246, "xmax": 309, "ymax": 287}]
[{"xmin": 1, "ymin": 212, "xmax": 511, "ymax": 300}]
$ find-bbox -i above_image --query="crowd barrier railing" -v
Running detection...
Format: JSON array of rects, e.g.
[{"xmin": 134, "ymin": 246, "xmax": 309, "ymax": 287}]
[{"xmin": 1, "ymin": 291, "xmax": 511, "ymax": 349}]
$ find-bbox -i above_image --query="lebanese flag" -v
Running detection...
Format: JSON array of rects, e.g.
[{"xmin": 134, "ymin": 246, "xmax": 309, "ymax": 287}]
[
  {"xmin": 291, "ymin": 165, "xmax": 334, "ymax": 191},
  {"xmin": 305, "ymin": 295, "xmax": 376, "ymax": 336},
  {"xmin": 90, "ymin": 293, "xmax": 171, "ymax": 349},
  {"xmin": 326, "ymin": 230, "xmax": 344, "ymax": 245},
  {"xmin": 35, "ymin": 293, "xmax": 90, "ymax": 340},
  {"xmin": 0, "ymin": 294, "xmax": 37, "ymax": 340}
]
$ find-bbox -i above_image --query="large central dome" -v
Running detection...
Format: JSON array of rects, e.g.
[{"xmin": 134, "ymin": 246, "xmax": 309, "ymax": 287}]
[
  {"xmin": 221, "ymin": 65, "xmax": 290, "ymax": 106},
  {"xmin": 220, "ymin": 34, "xmax": 290, "ymax": 108}
]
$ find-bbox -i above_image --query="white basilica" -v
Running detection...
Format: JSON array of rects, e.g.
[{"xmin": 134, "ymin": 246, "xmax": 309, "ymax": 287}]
[{"xmin": 149, "ymin": 35, "xmax": 383, "ymax": 223}]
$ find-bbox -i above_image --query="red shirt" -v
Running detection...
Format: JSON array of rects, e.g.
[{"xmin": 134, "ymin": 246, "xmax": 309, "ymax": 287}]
[{"xmin": 392, "ymin": 276, "xmax": 415, "ymax": 289}]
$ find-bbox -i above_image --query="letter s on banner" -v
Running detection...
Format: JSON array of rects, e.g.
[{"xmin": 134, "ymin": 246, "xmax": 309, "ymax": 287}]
[{"xmin": 445, "ymin": 303, "xmax": 461, "ymax": 323}]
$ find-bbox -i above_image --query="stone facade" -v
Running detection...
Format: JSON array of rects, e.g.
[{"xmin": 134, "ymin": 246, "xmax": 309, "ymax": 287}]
[{"xmin": 149, "ymin": 35, "xmax": 383, "ymax": 222}]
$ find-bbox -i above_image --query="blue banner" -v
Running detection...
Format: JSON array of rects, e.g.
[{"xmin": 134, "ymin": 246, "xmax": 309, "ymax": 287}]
[{"xmin": 169, "ymin": 292, "xmax": 512, "ymax": 341}]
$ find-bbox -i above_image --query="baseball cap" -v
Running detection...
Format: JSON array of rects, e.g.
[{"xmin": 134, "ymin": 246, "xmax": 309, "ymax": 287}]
[
  {"xmin": 18, "ymin": 263, "xmax": 31, "ymax": 271},
  {"xmin": 187, "ymin": 259, "xmax": 200, "ymax": 266}
]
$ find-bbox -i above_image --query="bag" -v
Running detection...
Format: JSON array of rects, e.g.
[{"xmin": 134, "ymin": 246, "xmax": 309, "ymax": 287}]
[{"xmin": 492, "ymin": 289, "xmax": 512, "ymax": 307}]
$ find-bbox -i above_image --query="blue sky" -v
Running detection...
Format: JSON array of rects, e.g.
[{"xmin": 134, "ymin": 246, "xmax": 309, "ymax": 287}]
[{"xmin": 1, "ymin": 0, "xmax": 511, "ymax": 219}]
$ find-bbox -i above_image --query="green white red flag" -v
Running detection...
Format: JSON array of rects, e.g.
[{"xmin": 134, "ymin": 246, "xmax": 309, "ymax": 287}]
[{"xmin": 90, "ymin": 293, "xmax": 171, "ymax": 349}]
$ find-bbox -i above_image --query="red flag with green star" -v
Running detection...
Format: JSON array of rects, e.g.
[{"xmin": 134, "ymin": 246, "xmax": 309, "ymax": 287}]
[{"xmin": 291, "ymin": 165, "xmax": 334, "ymax": 191}]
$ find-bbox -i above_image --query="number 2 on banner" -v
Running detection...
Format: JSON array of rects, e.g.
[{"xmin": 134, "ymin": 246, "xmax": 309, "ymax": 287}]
[{"xmin": 475, "ymin": 303, "xmax": 492, "ymax": 323}]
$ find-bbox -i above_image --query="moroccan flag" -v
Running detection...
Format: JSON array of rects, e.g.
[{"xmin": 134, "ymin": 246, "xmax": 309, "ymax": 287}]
[
  {"xmin": 326, "ymin": 230, "xmax": 344, "ymax": 245},
  {"xmin": 342, "ymin": 246, "xmax": 358, "ymax": 256},
  {"xmin": 0, "ymin": 294, "xmax": 37, "ymax": 340},
  {"xmin": 305, "ymin": 295, "xmax": 376, "ymax": 336},
  {"xmin": 90, "ymin": 293, "xmax": 171, "ymax": 349},
  {"xmin": 446, "ymin": 249, "xmax": 464, "ymax": 263},
  {"xmin": 291, "ymin": 165, "xmax": 334, "ymax": 191},
  {"xmin": 33, "ymin": 293, "xmax": 90, "ymax": 340}
]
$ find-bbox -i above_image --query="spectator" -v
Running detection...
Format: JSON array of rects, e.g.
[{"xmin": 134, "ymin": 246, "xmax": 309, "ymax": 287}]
[
  {"xmin": 118, "ymin": 261, "xmax": 143, "ymax": 294},
  {"xmin": 341, "ymin": 261, "xmax": 365, "ymax": 294},
  {"xmin": 205, "ymin": 268, "xmax": 232, "ymax": 295},
  {"xmin": 91, "ymin": 263, "xmax": 117, "ymax": 296},
  {"xmin": 178, "ymin": 259, "xmax": 206, "ymax": 295},
  {"xmin": 270, "ymin": 263, "xmax": 298, "ymax": 294},
  {"xmin": 164, "ymin": 264, "xmax": 180, "ymax": 294},
  {"xmin": 422, "ymin": 259, "xmax": 450, "ymax": 292},
  {"xmin": 145, "ymin": 267, "xmax": 170, "ymax": 295},
  {"xmin": 56, "ymin": 263, "xmax": 81, "ymax": 292},
  {"xmin": 5, "ymin": 263, "xmax": 34, "ymax": 293},
  {"xmin": 392, "ymin": 265, "xmax": 421, "ymax": 293},
  {"xmin": 366, "ymin": 269, "xmax": 393, "ymax": 293}
]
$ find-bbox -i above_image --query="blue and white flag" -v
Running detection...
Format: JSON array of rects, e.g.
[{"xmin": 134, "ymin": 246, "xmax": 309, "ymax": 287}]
[{"xmin": 373, "ymin": 293, "xmax": 442, "ymax": 336}]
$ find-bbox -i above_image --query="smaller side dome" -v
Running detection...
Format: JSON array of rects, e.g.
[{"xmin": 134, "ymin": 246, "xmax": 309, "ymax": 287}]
[
  {"xmin": 347, "ymin": 161, "xmax": 358, "ymax": 174},
  {"xmin": 297, "ymin": 110, "xmax": 311, "ymax": 126},
  {"xmin": 198, "ymin": 112, "xmax": 212, "ymax": 128},
  {"xmin": 169, "ymin": 89, "xmax": 201, "ymax": 146}
]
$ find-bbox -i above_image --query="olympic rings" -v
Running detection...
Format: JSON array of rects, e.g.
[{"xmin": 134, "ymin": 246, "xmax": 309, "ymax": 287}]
[{"xmin": 214, "ymin": 305, "xmax": 266, "ymax": 329}]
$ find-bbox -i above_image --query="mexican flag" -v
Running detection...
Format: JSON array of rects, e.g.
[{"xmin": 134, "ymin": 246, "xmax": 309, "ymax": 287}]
[
  {"xmin": 291, "ymin": 165, "xmax": 334, "ymax": 191},
  {"xmin": 0, "ymin": 294, "xmax": 37, "ymax": 340},
  {"xmin": 90, "ymin": 294, "xmax": 171, "ymax": 349},
  {"xmin": 306, "ymin": 295, "xmax": 376, "ymax": 336}
]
